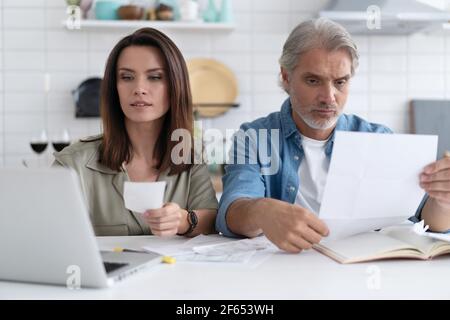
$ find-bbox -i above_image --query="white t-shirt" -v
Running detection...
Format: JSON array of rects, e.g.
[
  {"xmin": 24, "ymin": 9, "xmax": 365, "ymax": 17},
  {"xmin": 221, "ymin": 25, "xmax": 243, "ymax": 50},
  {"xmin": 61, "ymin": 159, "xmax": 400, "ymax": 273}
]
[{"xmin": 295, "ymin": 134, "xmax": 330, "ymax": 215}]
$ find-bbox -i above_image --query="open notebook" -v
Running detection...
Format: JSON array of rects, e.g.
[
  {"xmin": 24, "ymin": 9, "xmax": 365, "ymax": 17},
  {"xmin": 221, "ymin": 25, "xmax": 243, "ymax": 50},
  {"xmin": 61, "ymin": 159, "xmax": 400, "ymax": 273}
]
[{"xmin": 313, "ymin": 226, "xmax": 450, "ymax": 264}]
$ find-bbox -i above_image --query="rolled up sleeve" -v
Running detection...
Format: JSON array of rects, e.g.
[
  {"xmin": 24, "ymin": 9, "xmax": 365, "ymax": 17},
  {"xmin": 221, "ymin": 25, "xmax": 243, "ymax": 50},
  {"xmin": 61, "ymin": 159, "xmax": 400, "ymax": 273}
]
[{"xmin": 216, "ymin": 125, "xmax": 266, "ymax": 237}]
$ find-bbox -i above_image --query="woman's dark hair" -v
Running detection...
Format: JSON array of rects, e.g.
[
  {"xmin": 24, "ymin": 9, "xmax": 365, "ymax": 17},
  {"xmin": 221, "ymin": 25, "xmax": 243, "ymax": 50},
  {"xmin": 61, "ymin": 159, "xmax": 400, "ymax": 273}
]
[{"xmin": 99, "ymin": 28, "xmax": 193, "ymax": 174}]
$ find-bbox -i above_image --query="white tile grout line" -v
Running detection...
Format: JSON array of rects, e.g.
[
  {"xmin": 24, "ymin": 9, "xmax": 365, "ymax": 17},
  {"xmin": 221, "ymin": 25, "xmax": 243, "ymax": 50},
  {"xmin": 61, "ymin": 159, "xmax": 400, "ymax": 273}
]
[
  {"xmin": 406, "ymin": 35, "xmax": 410, "ymax": 134},
  {"xmin": 44, "ymin": 3, "xmax": 49, "ymax": 134},
  {"xmin": 444, "ymin": 34, "xmax": 448, "ymax": 100},
  {"xmin": 1, "ymin": 2, "xmax": 4, "ymax": 167},
  {"xmin": 367, "ymin": 37, "xmax": 372, "ymax": 121}
]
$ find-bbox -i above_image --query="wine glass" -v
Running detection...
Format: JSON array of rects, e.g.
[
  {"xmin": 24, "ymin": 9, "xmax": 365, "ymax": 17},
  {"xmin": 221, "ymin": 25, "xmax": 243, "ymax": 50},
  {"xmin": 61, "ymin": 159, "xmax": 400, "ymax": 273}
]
[
  {"xmin": 25, "ymin": 130, "xmax": 49, "ymax": 167},
  {"xmin": 52, "ymin": 129, "xmax": 71, "ymax": 152}
]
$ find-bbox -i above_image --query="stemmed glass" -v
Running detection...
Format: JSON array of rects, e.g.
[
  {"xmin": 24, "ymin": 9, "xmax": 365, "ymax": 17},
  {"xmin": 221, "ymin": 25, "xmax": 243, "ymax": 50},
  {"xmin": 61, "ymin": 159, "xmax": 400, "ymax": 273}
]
[
  {"xmin": 25, "ymin": 130, "xmax": 49, "ymax": 167},
  {"xmin": 52, "ymin": 129, "xmax": 71, "ymax": 152}
]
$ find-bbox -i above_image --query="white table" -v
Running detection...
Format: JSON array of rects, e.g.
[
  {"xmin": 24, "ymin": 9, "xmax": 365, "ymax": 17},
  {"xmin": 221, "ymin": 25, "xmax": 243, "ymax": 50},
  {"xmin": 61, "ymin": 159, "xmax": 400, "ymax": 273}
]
[{"xmin": 1, "ymin": 235, "xmax": 450, "ymax": 299}]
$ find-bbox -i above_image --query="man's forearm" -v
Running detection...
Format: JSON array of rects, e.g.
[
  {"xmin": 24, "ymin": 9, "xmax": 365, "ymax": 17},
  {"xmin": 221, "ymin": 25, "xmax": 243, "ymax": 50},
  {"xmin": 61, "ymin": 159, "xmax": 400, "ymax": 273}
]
[
  {"xmin": 421, "ymin": 197, "xmax": 450, "ymax": 232},
  {"xmin": 226, "ymin": 198, "xmax": 268, "ymax": 238}
]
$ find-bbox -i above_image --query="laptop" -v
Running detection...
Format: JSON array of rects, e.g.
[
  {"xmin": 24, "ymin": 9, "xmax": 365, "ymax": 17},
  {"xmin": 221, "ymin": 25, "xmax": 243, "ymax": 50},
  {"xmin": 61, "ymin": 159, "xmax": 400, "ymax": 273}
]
[{"xmin": 0, "ymin": 167, "xmax": 162, "ymax": 288}]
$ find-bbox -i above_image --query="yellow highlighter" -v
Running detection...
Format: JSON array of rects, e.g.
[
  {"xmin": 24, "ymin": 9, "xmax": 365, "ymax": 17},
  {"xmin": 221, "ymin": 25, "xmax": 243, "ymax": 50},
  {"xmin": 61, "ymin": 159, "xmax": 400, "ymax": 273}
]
[
  {"xmin": 162, "ymin": 256, "xmax": 176, "ymax": 264},
  {"xmin": 112, "ymin": 247, "xmax": 146, "ymax": 253}
]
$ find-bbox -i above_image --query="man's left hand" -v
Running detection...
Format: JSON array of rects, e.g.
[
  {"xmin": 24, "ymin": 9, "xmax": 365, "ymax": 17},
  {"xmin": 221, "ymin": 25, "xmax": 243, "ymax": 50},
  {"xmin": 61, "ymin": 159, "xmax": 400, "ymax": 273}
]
[{"xmin": 420, "ymin": 153, "xmax": 450, "ymax": 209}]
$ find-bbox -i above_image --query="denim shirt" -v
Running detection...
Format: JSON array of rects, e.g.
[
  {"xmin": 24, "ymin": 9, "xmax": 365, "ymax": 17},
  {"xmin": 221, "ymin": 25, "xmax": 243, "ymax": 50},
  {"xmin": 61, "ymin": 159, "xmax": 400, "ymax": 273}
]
[{"xmin": 217, "ymin": 98, "xmax": 425, "ymax": 237}]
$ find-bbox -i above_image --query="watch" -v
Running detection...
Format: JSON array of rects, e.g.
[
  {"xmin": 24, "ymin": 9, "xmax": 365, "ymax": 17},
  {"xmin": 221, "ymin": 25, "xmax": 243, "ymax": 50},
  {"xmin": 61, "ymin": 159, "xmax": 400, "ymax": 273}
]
[{"xmin": 177, "ymin": 210, "xmax": 198, "ymax": 236}]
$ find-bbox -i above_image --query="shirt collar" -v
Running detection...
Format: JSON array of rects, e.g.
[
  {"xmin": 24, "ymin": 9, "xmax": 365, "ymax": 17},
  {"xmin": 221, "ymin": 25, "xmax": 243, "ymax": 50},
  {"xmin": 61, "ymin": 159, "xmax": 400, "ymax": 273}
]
[
  {"xmin": 280, "ymin": 98, "xmax": 299, "ymax": 139},
  {"xmin": 279, "ymin": 97, "xmax": 349, "ymax": 157},
  {"xmin": 85, "ymin": 146, "xmax": 120, "ymax": 174}
]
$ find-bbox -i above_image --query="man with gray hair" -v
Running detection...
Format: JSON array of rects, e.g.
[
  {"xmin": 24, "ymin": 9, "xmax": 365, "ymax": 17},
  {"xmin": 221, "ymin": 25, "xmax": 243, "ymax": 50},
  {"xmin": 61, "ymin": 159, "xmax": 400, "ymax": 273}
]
[{"xmin": 216, "ymin": 18, "xmax": 450, "ymax": 253}]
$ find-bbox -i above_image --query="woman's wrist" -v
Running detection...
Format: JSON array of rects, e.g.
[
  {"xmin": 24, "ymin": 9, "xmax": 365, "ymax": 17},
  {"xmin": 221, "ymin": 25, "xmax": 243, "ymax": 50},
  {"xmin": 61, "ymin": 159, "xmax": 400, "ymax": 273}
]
[{"xmin": 177, "ymin": 209, "xmax": 190, "ymax": 235}]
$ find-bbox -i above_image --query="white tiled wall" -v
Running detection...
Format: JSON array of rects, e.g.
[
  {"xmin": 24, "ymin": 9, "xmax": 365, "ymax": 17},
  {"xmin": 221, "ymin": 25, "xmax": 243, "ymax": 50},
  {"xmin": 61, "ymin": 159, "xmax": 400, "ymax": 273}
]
[{"xmin": 0, "ymin": 0, "xmax": 450, "ymax": 166}]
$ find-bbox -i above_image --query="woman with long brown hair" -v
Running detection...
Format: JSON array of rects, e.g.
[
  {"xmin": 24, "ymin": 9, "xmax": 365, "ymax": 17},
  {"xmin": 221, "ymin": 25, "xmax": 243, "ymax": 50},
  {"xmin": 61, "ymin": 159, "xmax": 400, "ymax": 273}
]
[{"xmin": 54, "ymin": 28, "xmax": 217, "ymax": 237}]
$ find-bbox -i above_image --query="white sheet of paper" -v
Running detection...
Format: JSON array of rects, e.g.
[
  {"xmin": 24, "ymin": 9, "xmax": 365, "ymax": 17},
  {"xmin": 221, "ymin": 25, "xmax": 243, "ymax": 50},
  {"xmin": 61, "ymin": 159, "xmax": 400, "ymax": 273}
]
[
  {"xmin": 408, "ymin": 221, "xmax": 450, "ymax": 242},
  {"xmin": 141, "ymin": 234, "xmax": 235, "ymax": 256},
  {"xmin": 319, "ymin": 131, "xmax": 437, "ymax": 241},
  {"xmin": 190, "ymin": 236, "xmax": 277, "ymax": 264},
  {"xmin": 141, "ymin": 235, "xmax": 277, "ymax": 265},
  {"xmin": 424, "ymin": 231, "xmax": 450, "ymax": 242},
  {"xmin": 124, "ymin": 181, "xmax": 166, "ymax": 214}
]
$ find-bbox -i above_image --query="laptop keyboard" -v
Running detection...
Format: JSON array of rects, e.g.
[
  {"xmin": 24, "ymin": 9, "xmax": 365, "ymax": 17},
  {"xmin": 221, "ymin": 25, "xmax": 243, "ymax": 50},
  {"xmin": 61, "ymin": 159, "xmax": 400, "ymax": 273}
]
[{"xmin": 103, "ymin": 262, "xmax": 129, "ymax": 274}]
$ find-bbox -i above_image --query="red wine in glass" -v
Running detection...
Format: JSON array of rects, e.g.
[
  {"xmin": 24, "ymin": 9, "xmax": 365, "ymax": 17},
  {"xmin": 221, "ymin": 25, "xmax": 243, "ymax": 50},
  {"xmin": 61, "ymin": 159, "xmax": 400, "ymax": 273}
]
[
  {"xmin": 52, "ymin": 129, "xmax": 71, "ymax": 152},
  {"xmin": 52, "ymin": 142, "xmax": 70, "ymax": 152},
  {"xmin": 30, "ymin": 142, "xmax": 48, "ymax": 154},
  {"xmin": 26, "ymin": 130, "xmax": 49, "ymax": 167}
]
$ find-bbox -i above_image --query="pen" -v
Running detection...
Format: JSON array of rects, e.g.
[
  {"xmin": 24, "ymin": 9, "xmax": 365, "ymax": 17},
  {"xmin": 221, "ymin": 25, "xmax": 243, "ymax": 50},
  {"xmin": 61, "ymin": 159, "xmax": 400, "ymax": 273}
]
[
  {"xmin": 123, "ymin": 248, "xmax": 147, "ymax": 253},
  {"xmin": 112, "ymin": 247, "xmax": 176, "ymax": 263},
  {"xmin": 112, "ymin": 246, "xmax": 146, "ymax": 253}
]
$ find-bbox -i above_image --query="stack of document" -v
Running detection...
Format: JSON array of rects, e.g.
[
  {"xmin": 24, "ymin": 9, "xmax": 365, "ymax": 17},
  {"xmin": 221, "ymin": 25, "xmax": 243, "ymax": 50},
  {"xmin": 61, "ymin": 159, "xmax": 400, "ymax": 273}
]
[{"xmin": 142, "ymin": 235, "xmax": 278, "ymax": 266}]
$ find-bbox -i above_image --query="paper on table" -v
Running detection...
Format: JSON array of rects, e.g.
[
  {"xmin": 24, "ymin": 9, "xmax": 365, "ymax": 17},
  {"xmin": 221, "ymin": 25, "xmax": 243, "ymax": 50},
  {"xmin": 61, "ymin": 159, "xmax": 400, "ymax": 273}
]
[
  {"xmin": 124, "ymin": 181, "xmax": 166, "ymax": 214},
  {"xmin": 175, "ymin": 251, "xmax": 257, "ymax": 263},
  {"xmin": 423, "ymin": 231, "xmax": 450, "ymax": 242},
  {"xmin": 410, "ymin": 220, "xmax": 450, "ymax": 242},
  {"xmin": 319, "ymin": 131, "xmax": 438, "ymax": 241},
  {"xmin": 141, "ymin": 234, "xmax": 234, "ymax": 256},
  {"xmin": 142, "ymin": 235, "xmax": 245, "ymax": 262},
  {"xmin": 190, "ymin": 236, "xmax": 278, "ymax": 265},
  {"xmin": 185, "ymin": 234, "xmax": 236, "ymax": 248},
  {"xmin": 141, "ymin": 234, "xmax": 278, "ymax": 265},
  {"xmin": 192, "ymin": 235, "xmax": 275, "ymax": 254}
]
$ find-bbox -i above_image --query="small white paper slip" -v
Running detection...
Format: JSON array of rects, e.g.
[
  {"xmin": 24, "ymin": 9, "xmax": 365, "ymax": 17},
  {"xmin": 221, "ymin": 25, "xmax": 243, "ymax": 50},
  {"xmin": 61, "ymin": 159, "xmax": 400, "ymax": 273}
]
[{"xmin": 124, "ymin": 181, "xmax": 166, "ymax": 214}]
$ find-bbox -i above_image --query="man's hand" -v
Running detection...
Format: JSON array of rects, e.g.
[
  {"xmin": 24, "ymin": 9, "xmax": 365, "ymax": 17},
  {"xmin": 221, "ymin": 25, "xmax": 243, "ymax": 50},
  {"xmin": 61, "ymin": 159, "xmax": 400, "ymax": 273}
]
[
  {"xmin": 143, "ymin": 203, "xmax": 188, "ymax": 236},
  {"xmin": 259, "ymin": 201, "xmax": 328, "ymax": 253},
  {"xmin": 420, "ymin": 152, "xmax": 450, "ymax": 209},
  {"xmin": 256, "ymin": 199, "xmax": 329, "ymax": 253},
  {"xmin": 226, "ymin": 198, "xmax": 329, "ymax": 253}
]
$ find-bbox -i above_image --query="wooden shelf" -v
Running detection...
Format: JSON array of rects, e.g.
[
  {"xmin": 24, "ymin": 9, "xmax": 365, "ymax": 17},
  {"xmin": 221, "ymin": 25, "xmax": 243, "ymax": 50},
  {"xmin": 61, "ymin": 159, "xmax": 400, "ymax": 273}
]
[{"xmin": 63, "ymin": 19, "xmax": 235, "ymax": 31}]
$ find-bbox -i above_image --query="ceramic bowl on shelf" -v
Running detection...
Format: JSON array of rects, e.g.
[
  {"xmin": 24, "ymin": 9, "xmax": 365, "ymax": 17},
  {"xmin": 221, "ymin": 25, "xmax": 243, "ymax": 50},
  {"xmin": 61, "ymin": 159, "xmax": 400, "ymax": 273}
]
[
  {"xmin": 95, "ymin": 0, "xmax": 122, "ymax": 20},
  {"xmin": 118, "ymin": 5, "xmax": 144, "ymax": 20},
  {"xmin": 80, "ymin": 0, "xmax": 94, "ymax": 19},
  {"xmin": 156, "ymin": 3, "xmax": 174, "ymax": 21}
]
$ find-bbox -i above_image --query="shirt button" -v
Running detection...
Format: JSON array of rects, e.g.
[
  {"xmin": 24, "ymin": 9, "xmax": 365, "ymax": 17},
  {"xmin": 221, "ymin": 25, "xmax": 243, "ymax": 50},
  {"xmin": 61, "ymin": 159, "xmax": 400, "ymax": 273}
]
[
  {"xmin": 289, "ymin": 186, "xmax": 295, "ymax": 192},
  {"xmin": 294, "ymin": 155, "xmax": 299, "ymax": 161}
]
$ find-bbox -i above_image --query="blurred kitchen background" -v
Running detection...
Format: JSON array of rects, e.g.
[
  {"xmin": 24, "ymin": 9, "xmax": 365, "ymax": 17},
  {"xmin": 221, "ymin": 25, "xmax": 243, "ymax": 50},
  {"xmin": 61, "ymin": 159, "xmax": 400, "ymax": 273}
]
[{"xmin": 0, "ymin": 0, "xmax": 450, "ymax": 191}]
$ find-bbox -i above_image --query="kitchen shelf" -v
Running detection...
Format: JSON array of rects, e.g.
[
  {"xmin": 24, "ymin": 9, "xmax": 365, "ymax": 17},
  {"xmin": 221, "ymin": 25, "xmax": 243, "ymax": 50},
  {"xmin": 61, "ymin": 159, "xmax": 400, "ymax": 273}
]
[
  {"xmin": 194, "ymin": 103, "xmax": 239, "ymax": 108},
  {"xmin": 193, "ymin": 103, "xmax": 239, "ymax": 118},
  {"xmin": 63, "ymin": 19, "xmax": 235, "ymax": 31}
]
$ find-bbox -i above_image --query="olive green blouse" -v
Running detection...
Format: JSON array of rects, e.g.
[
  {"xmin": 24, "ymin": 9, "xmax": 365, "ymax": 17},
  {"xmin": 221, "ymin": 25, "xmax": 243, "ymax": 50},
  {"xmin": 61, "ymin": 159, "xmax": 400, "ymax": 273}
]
[{"xmin": 53, "ymin": 135, "xmax": 218, "ymax": 236}]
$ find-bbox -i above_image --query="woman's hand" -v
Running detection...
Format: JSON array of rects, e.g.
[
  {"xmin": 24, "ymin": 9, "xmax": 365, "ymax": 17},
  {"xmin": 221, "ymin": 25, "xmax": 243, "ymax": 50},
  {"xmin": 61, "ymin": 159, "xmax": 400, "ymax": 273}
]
[{"xmin": 143, "ymin": 202, "xmax": 188, "ymax": 236}]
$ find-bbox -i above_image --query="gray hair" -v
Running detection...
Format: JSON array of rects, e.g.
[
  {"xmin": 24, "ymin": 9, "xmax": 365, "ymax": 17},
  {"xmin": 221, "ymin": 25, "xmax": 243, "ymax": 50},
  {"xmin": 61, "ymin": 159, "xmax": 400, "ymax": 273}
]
[{"xmin": 279, "ymin": 18, "xmax": 359, "ymax": 90}]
